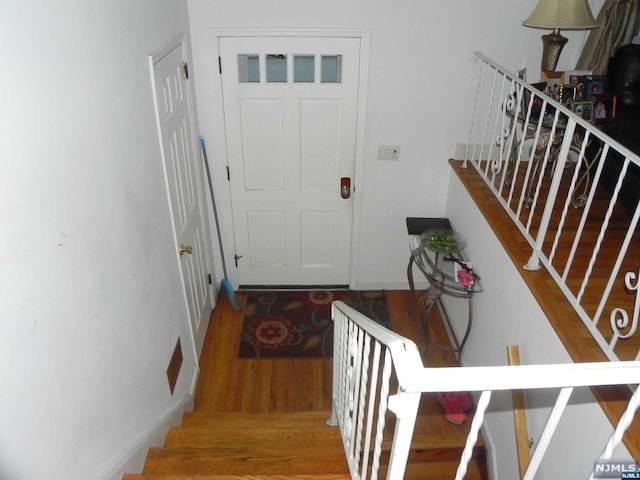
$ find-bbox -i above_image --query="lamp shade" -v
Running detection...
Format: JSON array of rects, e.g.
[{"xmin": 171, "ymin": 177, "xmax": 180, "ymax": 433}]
[{"xmin": 523, "ymin": 0, "xmax": 598, "ymax": 30}]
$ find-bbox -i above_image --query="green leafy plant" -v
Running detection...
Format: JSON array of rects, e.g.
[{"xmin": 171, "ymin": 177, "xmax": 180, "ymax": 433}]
[{"xmin": 422, "ymin": 229, "xmax": 465, "ymax": 253}]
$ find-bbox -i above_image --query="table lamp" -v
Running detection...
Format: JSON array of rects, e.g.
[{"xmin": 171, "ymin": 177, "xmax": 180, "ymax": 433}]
[{"xmin": 523, "ymin": 0, "xmax": 598, "ymax": 72}]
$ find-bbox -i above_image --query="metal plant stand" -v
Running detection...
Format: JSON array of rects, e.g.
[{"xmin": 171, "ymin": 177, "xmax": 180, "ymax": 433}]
[{"xmin": 407, "ymin": 239, "xmax": 482, "ymax": 365}]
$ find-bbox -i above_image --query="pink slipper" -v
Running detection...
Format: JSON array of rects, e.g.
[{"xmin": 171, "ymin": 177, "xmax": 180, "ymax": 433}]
[
  {"xmin": 454, "ymin": 391, "xmax": 474, "ymax": 412},
  {"xmin": 437, "ymin": 392, "xmax": 467, "ymax": 425}
]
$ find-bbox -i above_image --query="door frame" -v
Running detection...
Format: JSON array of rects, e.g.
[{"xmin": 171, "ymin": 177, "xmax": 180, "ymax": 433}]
[{"xmin": 205, "ymin": 27, "xmax": 370, "ymax": 289}]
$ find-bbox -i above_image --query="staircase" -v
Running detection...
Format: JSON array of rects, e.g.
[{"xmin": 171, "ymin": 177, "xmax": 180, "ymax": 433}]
[
  {"xmin": 122, "ymin": 293, "xmax": 488, "ymax": 479},
  {"xmin": 122, "ymin": 409, "xmax": 487, "ymax": 479}
]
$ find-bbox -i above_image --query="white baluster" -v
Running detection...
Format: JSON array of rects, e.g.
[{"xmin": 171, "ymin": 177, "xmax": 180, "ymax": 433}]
[
  {"xmin": 454, "ymin": 390, "xmax": 491, "ymax": 480},
  {"xmin": 610, "ymin": 270, "xmax": 640, "ymax": 341}
]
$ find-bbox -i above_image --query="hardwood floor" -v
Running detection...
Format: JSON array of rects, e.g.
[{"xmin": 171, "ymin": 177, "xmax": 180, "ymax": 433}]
[
  {"xmin": 450, "ymin": 159, "xmax": 640, "ymax": 461},
  {"xmin": 195, "ymin": 292, "xmax": 333, "ymax": 413},
  {"xmin": 188, "ymin": 289, "xmax": 488, "ymax": 478},
  {"xmin": 197, "ymin": 289, "xmax": 465, "ymax": 414}
]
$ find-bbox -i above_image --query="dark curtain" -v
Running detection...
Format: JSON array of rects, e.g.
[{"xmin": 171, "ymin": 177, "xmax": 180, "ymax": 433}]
[{"xmin": 576, "ymin": 0, "xmax": 640, "ymax": 74}]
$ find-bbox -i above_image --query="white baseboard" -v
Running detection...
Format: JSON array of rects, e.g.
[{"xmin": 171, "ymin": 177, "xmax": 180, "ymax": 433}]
[
  {"xmin": 352, "ymin": 280, "xmax": 424, "ymax": 291},
  {"xmin": 92, "ymin": 393, "xmax": 194, "ymax": 480}
]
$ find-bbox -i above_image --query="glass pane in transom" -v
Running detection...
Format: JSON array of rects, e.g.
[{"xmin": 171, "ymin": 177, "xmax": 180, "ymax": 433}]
[
  {"xmin": 321, "ymin": 55, "xmax": 342, "ymax": 83},
  {"xmin": 266, "ymin": 54, "xmax": 287, "ymax": 83},
  {"xmin": 294, "ymin": 55, "xmax": 315, "ymax": 83},
  {"xmin": 238, "ymin": 54, "xmax": 259, "ymax": 83}
]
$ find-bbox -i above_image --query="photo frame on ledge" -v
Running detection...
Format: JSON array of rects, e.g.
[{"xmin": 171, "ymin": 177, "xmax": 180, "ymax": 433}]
[
  {"xmin": 586, "ymin": 79, "xmax": 605, "ymax": 96},
  {"xmin": 524, "ymin": 82, "xmax": 547, "ymax": 116},
  {"xmin": 560, "ymin": 84, "xmax": 577, "ymax": 106},
  {"xmin": 571, "ymin": 100, "xmax": 594, "ymax": 121},
  {"xmin": 566, "ymin": 70, "xmax": 592, "ymax": 85},
  {"xmin": 541, "ymin": 71, "xmax": 565, "ymax": 102},
  {"xmin": 592, "ymin": 94, "xmax": 617, "ymax": 123}
]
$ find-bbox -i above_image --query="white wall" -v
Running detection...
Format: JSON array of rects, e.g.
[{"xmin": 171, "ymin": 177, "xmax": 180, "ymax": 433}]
[
  {"xmin": 187, "ymin": 0, "xmax": 593, "ymax": 290},
  {"xmin": 445, "ymin": 172, "xmax": 629, "ymax": 479},
  {"xmin": 0, "ymin": 1, "xmax": 202, "ymax": 479}
]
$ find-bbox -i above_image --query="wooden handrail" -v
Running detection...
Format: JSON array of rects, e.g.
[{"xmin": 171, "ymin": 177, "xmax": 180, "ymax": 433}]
[{"xmin": 507, "ymin": 345, "xmax": 531, "ymax": 479}]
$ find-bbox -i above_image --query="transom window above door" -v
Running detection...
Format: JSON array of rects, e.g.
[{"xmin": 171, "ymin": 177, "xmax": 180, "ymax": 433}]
[{"xmin": 237, "ymin": 54, "xmax": 342, "ymax": 84}]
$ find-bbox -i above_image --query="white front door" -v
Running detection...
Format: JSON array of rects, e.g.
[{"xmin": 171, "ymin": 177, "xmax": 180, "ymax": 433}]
[
  {"xmin": 219, "ymin": 36, "xmax": 361, "ymax": 286},
  {"xmin": 150, "ymin": 36, "xmax": 214, "ymax": 357}
]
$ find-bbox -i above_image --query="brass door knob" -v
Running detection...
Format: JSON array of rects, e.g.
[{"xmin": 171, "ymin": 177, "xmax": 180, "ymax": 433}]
[{"xmin": 179, "ymin": 244, "xmax": 193, "ymax": 256}]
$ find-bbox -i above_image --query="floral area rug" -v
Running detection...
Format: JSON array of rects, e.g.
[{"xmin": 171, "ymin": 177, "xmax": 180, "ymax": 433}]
[{"xmin": 238, "ymin": 290, "xmax": 391, "ymax": 358}]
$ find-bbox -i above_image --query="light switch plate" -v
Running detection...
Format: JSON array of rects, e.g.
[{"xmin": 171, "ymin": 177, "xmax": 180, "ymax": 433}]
[{"xmin": 378, "ymin": 145, "xmax": 400, "ymax": 161}]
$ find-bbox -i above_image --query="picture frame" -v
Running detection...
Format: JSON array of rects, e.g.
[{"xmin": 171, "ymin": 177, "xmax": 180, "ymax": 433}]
[
  {"xmin": 531, "ymin": 81, "xmax": 547, "ymax": 93},
  {"xmin": 530, "ymin": 81, "xmax": 547, "ymax": 95},
  {"xmin": 559, "ymin": 84, "xmax": 576, "ymax": 106},
  {"xmin": 524, "ymin": 82, "xmax": 547, "ymax": 116},
  {"xmin": 592, "ymin": 94, "xmax": 617, "ymax": 122},
  {"xmin": 571, "ymin": 100, "xmax": 594, "ymax": 121},
  {"xmin": 541, "ymin": 71, "xmax": 565, "ymax": 84},
  {"xmin": 541, "ymin": 71, "xmax": 565, "ymax": 101},
  {"xmin": 516, "ymin": 68, "xmax": 527, "ymax": 82},
  {"xmin": 566, "ymin": 70, "xmax": 592, "ymax": 85},
  {"xmin": 573, "ymin": 81, "xmax": 587, "ymax": 101},
  {"xmin": 586, "ymin": 79, "xmax": 605, "ymax": 96}
]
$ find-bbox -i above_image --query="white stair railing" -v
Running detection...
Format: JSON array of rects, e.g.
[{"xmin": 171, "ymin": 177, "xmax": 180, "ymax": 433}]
[
  {"xmin": 329, "ymin": 301, "xmax": 423, "ymax": 479},
  {"xmin": 330, "ymin": 300, "xmax": 640, "ymax": 479},
  {"xmin": 463, "ymin": 52, "xmax": 640, "ymax": 362}
]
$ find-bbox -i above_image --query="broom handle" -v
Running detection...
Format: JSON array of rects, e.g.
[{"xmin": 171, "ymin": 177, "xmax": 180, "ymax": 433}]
[{"xmin": 200, "ymin": 135, "xmax": 229, "ymax": 280}]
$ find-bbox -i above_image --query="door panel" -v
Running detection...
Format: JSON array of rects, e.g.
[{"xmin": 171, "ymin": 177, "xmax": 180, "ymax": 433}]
[
  {"xmin": 301, "ymin": 100, "xmax": 341, "ymax": 188},
  {"xmin": 300, "ymin": 211, "xmax": 339, "ymax": 266},
  {"xmin": 240, "ymin": 99, "xmax": 284, "ymax": 189},
  {"xmin": 247, "ymin": 211, "xmax": 286, "ymax": 266},
  {"xmin": 150, "ymin": 38, "xmax": 213, "ymax": 357},
  {"xmin": 220, "ymin": 36, "xmax": 361, "ymax": 286}
]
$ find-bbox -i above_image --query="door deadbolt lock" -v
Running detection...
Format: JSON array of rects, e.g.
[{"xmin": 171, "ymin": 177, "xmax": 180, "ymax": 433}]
[
  {"xmin": 340, "ymin": 177, "xmax": 351, "ymax": 199},
  {"xmin": 179, "ymin": 244, "xmax": 193, "ymax": 256}
]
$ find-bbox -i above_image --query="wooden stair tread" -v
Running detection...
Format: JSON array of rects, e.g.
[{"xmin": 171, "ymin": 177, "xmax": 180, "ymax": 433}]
[
  {"xmin": 167, "ymin": 428, "xmax": 478, "ymax": 452},
  {"xmin": 180, "ymin": 411, "xmax": 332, "ymax": 429},
  {"xmin": 164, "ymin": 425, "xmax": 342, "ymax": 448},
  {"xmin": 124, "ymin": 475, "xmax": 350, "ymax": 480},
  {"xmin": 382, "ymin": 460, "xmax": 485, "ymax": 480},
  {"xmin": 180, "ymin": 411, "xmax": 481, "ymax": 448},
  {"xmin": 142, "ymin": 446, "xmax": 349, "ymax": 475},
  {"xmin": 137, "ymin": 410, "xmax": 485, "ymax": 478},
  {"xmin": 383, "ymin": 430, "xmax": 484, "ymax": 450},
  {"xmin": 380, "ymin": 443, "xmax": 484, "ymax": 465}
]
